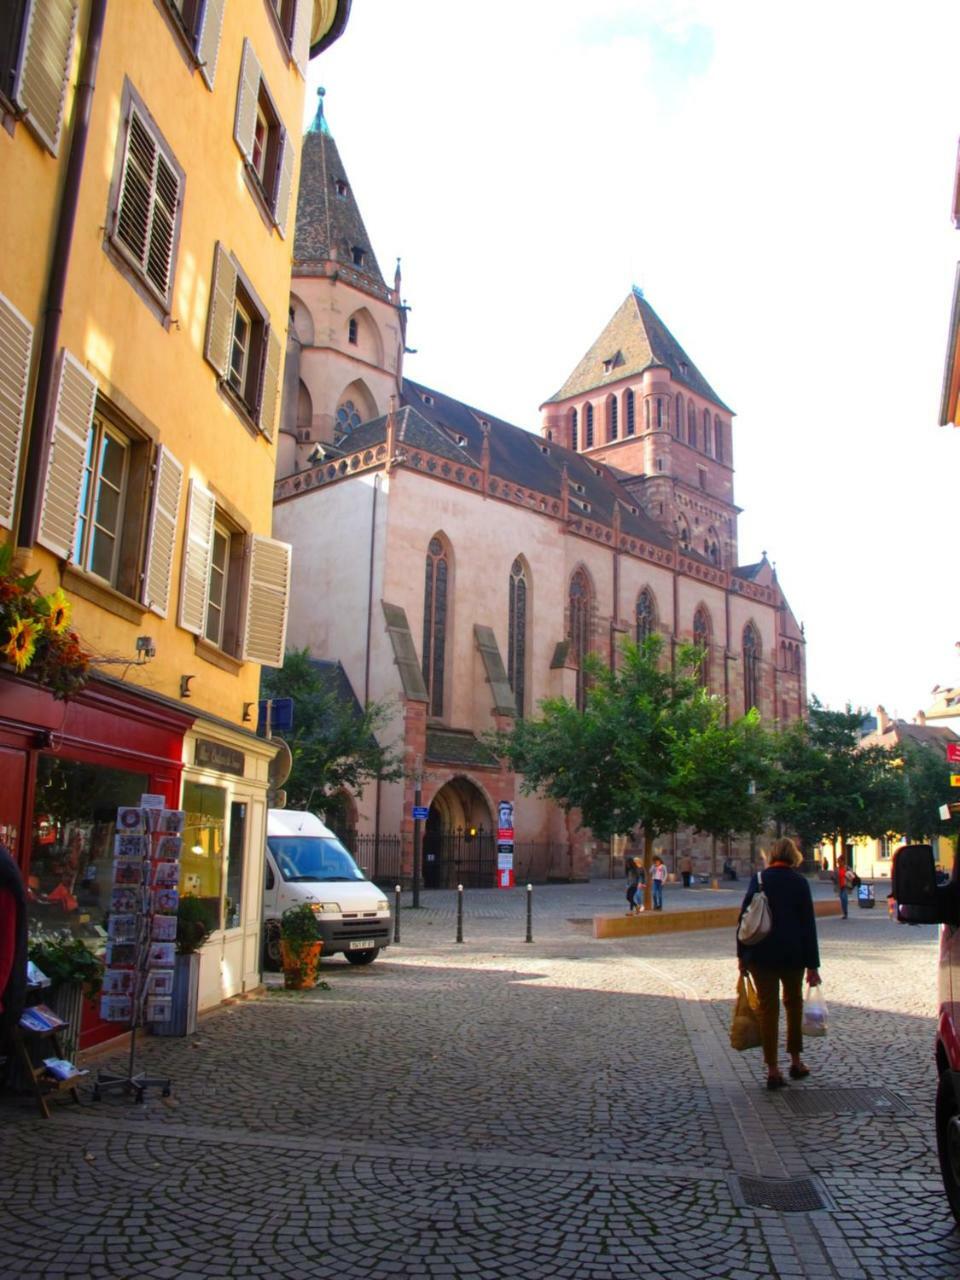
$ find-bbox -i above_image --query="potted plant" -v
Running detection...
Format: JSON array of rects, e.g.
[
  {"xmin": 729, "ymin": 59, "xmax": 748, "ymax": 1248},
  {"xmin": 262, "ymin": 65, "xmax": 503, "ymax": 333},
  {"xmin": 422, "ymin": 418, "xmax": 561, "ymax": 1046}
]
[
  {"xmin": 280, "ymin": 903, "xmax": 323, "ymax": 989},
  {"xmin": 28, "ymin": 933, "xmax": 104, "ymax": 1060},
  {"xmin": 151, "ymin": 897, "xmax": 213, "ymax": 1038}
]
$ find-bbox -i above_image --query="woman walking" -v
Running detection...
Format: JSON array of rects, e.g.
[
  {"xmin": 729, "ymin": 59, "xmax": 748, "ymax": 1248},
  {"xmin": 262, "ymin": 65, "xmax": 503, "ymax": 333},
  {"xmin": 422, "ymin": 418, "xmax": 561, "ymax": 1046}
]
[
  {"xmin": 625, "ymin": 855, "xmax": 645, "ymax": 914},
  {"xmin": 736, "ymin": 836, "xmax": 821, "ymax": 1090}
]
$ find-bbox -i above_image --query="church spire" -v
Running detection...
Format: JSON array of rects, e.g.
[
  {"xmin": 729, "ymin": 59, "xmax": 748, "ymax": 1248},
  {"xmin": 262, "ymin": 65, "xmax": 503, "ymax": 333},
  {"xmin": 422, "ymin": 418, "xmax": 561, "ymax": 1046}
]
[{"xmin": 308, "ymin": 86, "xmax": 330, "ymax": 136}]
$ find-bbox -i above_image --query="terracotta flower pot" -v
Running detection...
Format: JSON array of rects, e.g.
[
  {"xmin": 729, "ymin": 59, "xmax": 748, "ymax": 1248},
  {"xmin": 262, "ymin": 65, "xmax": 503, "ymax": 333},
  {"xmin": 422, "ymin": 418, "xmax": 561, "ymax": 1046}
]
[{"xmin": 280, "ymin": 940, "xmax": 323, "ymax": 989}]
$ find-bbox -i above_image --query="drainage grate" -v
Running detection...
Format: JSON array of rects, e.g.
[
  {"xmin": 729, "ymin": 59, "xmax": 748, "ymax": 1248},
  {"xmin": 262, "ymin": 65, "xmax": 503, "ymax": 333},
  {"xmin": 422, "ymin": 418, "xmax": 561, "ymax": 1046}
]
[
  {"xmin": 782, "ymin": 1087, "xmax": 910, "ymax": 1117},
  {"xmin": 736, "ymin": 1176, "xmax": 828, "ymax": 1213}
]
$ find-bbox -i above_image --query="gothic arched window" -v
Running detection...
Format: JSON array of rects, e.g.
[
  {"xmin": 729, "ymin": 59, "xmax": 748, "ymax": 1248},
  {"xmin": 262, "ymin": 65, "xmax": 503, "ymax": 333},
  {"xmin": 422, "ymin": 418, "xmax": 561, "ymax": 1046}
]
[
  {"xmin": 693, "ymin": 607, "xmax": 711, "ymax": 688},
  {"xmin": 677, "ymin": 515, "xmax": 691, "ymax": 550},
  {"xmin": 570, "ymin": 407, "xmax": 578, "ymax": 451},
  {"xmin": 569, "ymin": 568, "xmax": 592, "ymax": 711},
  {"xmin": 702, "ymin": 408, "xmax": 710, "ymax": 452},
  {"xmin": 508, "ymin": 558, "xmax": 528, "ymax": 718},
  {"xmin": 687, "ymin": 401, "xmax": 696, "ymax": 446},
  {"xmin": 675, "ymin": 392, "xmax": 683, "ymax": 437},
  {"xmin": 336, "ymin": 399, "xmax": 362, "ymax": 434},
  {"xmin": 743, "ymin": 623, "xmax": 761, "ymax": 714},
  {"xmin": 714, "ymin": 416, "xmax": 724, "ymax": 462},
  {"xmin": 625, "ymin": 389, "xmax": 635, "ymax": 436},
  {"xmin": 705, "ymin": 526, "xmax": 720, "ymax": 566},
  {"xmin": 635, "ymin": 588, "xmax": 657, "ymax": 645},
  {"xmin": 608, "ymin": 394, "xmax": 618, "ymax": 440},
  {"xmin": 585, "ymin": 403, "xmax": 594, "ymax": 448},
  {"xmin": 422, "ymin": 536, "xmax": 449, "ymax": 718}
]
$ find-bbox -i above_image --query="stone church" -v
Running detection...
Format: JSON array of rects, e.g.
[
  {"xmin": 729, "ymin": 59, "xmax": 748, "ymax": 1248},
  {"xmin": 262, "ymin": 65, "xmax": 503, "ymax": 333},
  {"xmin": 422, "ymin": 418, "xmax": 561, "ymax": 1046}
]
[{"xmin": 272, "ymin": 91, "xmax": 807, "ymax": 884}]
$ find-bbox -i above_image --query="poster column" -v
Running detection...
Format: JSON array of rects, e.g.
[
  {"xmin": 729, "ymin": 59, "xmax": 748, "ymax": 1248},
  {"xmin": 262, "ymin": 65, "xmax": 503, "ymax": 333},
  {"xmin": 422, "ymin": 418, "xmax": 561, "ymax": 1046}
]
[{"xmin": 497, "ymin": 800, "xmax": 515, "ymax": 890}]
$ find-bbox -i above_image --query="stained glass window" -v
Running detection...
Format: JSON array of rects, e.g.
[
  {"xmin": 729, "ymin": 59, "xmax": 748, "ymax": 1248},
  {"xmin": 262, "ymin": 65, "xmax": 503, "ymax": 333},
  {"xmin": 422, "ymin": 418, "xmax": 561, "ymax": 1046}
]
[
  {"xmin": 336, "ymin": 399, "xmax": 362, "ymax": 433},
  {"xmin": 422, "ymin": 536, "xmax": 448, "ymax": 717},
  {"xmin": 508, "ymin": 558, "xmax": 528, "ymax": 718},
  {"xmin": 743, "ymin": 623, "xmax": 760, "ymax": 713},
  {"xmin": 585, "ymin": 403, "xmax": 594, "ymax": 448},
  {"xmin": 608, "ymin": 394, "xmax": 618, "ymax": 441},
  {"xmin": 687, "ymin": 401, "xmax": 696, "ymax": 446},
  {"xmin": 636, "ymin": 589, "xmax": 656, "ymax": 644},
  {"xmin": 693, "ymin": 607, "xmax": 710, "ymax": 689},
  {"xmin": 625, "ymin": 389, "xmax": 635, "ymax": 436},
  {"xmin": 569, "ymin": 568, "xmax": 591, "ymax": 711},
  {"xmin": 570, "ymin": 407, "xmax": 578, "ymax": 451}
]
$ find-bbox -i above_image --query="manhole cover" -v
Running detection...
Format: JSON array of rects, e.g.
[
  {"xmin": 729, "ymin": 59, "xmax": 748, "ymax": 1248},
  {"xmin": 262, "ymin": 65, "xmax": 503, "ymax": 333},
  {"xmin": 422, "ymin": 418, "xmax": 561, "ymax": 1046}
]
[
  {"xmin": 736, "ymin": 1176, "xmax": 828, "ymax": 1213},
  {"xmin": 782, "ymin": 1087, "xmax": 910, "ymax": 1117}
]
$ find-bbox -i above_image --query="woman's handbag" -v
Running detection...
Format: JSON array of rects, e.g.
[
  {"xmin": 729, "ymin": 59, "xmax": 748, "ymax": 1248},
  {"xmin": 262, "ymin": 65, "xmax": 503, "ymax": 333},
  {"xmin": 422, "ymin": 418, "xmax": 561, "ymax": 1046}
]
[
  {"xmin": 730, "ymin": 973, "xmax": 762, "ymax": 1051},
  {"xmin": 737, "ymin": 872, "xmax": 772, "ymax": 945},
  {"xmin": 801, "ymin": 983, "xmax": 828, "ymax": 1037}
]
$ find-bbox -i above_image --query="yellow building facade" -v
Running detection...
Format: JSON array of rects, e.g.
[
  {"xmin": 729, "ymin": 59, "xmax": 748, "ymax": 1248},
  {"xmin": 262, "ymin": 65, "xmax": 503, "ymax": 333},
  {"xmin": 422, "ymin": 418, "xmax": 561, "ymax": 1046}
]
[{"xmin": 0, "ymin": 0, "xmax": 349, "ymax": 1044}]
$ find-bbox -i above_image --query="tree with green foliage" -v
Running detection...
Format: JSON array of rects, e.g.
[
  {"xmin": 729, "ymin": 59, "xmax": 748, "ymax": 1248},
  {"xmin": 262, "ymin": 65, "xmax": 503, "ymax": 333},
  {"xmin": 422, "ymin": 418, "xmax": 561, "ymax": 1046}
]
[
  {"xmin": 768, "ymin": 700, "xmax": 900, "ymax": 863},
  {"xmin": 687, "ymin": 709, "xmax": 776, "ymax": 876},
  {"xmin": 495, "ymin": 634, "xmax": 765, "ymax": 906},
  {"xmin": 888, "ymin": 736, "xmax": 955, "ymax": 845},
  {"xmin": 261, "ymin": 648, "xmax": 403, "ymax": 819}
]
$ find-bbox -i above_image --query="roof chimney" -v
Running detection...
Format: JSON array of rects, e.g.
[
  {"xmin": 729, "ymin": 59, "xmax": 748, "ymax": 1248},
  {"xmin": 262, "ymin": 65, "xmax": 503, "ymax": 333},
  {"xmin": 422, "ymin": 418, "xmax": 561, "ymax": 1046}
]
[{"xmin": 876, "ymin": 705, "xmax": 891, "ymax": 732}]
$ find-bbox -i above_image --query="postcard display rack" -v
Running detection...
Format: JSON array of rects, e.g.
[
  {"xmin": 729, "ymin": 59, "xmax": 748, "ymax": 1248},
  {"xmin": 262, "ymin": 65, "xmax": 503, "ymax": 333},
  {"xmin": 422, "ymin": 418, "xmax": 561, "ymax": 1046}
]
[
  {"xmin": 93, "ymin": 798, "xmax": 184, "ymax": 1103},
  {"xmin": 13, "ymin": 1003, "xmax": 86, "ymax": 1119}
]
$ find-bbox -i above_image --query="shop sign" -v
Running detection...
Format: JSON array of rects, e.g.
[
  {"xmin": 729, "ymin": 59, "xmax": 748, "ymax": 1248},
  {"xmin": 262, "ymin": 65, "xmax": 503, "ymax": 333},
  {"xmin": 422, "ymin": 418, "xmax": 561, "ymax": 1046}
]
[{"xmin": 195, "ymin": 739, "xmax": 245, "ymax": 776}]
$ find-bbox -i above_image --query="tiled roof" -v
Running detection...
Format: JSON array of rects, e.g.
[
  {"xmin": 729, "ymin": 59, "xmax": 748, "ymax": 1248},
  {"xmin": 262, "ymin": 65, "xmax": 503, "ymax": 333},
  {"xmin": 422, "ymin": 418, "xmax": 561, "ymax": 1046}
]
[
  {"xmin": 544, "ymin": 289, "xmax": 731, "ymax": 411},
  {"xmin": 294, "ymin": 90, "xmax": 386, "ymax": 288},
  {"xmin": 426, "ymin": 728, "xmax": 499, "ymax": 768},
  {"xmin": 334, "ymin": 379, "xmax": 674, "ymax": 552}
]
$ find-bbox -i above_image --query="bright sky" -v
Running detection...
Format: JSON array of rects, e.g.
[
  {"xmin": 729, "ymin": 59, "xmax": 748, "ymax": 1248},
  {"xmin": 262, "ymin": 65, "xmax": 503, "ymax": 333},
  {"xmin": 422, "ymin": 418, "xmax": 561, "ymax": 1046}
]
[{"xmin": 307, "ymin": 1, "xmax": 960, "ymax": 720}]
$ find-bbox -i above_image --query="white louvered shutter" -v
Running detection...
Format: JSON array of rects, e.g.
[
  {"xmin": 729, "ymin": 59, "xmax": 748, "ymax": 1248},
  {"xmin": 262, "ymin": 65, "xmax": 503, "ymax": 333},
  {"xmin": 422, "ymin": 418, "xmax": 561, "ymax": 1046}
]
[
  {"xmin": 14, "ymin": 0, "xmax": 77, "ymax": 156},
  {"xmin": 195, "ymin": 0, "xmax": 226, "ymax": 90},
  {"xmin": 37, "ymin": 350, "xmax": 96, "ymax": 559},
  {"xmin": 0, "ymin": 294, "xmax": 34, "ymax": 531},
  {"xmin": 234, "ymin": 39, "xmax": 262, "ymax": 163},
  {"xmin": 290, "ymin": 0, "xmax": 312, "ymax": 75},
  {"xmin": 204, "ymin": 243, "xmax": 238, "ymax": 378},
  {"xmin": 177, "ymin": 479, "xmax": 215, "ymax": 635},
  {"xmin": 273, "ymin": 129, "xmax": 294, "ymax": 237},
  {"xmin": 141, "ymin": 445, "xmax": 184, "ymax": 618},
  {"xmin": 257, "ymin": 325, "xmax": 282, "ymax": 439},
  {"xmin": 241, "ymin": 535, "xmax": 291, "ymax": 667},
  {"xmin": 113, "ymin": 109, "xmax": 180, "ymax": 304}
]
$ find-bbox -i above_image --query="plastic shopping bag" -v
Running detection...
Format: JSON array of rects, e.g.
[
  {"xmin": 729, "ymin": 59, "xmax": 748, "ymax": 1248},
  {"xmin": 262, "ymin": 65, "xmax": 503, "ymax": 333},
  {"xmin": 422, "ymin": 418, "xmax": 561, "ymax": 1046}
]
[
  {"xmin": 801, "ymin": 983, "xmax": 828, "ymax": 1037},
  {"xmin": 730, "ymin": 973, "xmax": 762, "ymax": 1051}
]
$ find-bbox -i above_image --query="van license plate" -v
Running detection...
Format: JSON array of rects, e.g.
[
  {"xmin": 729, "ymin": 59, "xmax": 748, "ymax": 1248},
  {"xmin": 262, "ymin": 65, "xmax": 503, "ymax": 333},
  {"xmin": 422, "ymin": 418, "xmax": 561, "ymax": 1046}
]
[{"xmin": 348, "ymin": 939, "xmax": 375, "ymax": 950}]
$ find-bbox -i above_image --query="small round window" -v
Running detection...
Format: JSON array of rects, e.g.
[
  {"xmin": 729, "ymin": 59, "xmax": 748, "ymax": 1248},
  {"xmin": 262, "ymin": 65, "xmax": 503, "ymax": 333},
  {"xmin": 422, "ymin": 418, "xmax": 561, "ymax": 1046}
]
[{"xmin": 336, "ymin": 400, "xmax": 362, "ymax": 432}]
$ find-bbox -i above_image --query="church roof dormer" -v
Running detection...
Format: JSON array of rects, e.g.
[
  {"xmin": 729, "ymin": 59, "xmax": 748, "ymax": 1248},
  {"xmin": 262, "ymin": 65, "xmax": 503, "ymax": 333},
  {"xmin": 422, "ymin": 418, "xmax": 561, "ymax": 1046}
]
[
  {"xmin": 294, "ymin": 88, "xmax": 388, "ymax": 294},
  {"xmin": 543, "ymin": 288, "xmax": 732, "ymax": 412}
]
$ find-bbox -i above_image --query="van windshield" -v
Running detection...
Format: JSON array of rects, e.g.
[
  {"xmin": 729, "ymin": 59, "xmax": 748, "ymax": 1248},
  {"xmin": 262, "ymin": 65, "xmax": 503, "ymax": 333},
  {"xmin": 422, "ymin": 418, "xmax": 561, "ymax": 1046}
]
[{"xmin": 267, "ymin": 835, "xmax": 366, "ymax": 883}]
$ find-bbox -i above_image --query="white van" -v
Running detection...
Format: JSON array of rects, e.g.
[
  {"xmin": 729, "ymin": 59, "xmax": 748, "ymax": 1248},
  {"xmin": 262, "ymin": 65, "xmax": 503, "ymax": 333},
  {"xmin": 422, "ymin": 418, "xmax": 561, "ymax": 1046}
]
[{"xmin": 263, "ymin": 809, "xmax": 391, "ymax": 968}]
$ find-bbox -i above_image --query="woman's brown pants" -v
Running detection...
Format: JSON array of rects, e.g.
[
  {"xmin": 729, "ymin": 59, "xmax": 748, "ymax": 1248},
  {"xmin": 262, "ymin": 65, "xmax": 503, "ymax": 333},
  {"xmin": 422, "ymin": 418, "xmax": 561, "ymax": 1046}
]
[{"xmin": 749, "ymin": 966, "xmax": 804, "ymax": 1069}]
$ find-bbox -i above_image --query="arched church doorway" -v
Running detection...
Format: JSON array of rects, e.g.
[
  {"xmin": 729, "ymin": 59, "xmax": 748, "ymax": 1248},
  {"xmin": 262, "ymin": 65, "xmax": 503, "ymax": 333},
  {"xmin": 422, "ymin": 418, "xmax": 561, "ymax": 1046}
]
[{"xmin": 422, "ymin": 777, "xmax": 495, "ymax": 888}]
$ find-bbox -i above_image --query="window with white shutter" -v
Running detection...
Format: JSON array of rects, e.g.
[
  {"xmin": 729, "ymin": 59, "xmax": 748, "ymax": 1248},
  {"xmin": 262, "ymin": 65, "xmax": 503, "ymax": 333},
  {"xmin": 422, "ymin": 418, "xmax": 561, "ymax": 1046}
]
[
  {"xmin": 266, "ymin": 0, "xmax": 310, "ymax": 76},
  {"xmin": 204, "ymin": 245, "xmax": 278, "ymax": 437},
  {"xmin": 108, "ymin": 86, "xmax": 184, "ymax": 312},
  {"xmin": 3, "ymin": 0, "xmax": 77, "ymax": 156},
  {"xmin": 159, "ymin": 0, "xmax": 225, "ymax": 90},
  {"xmin": 37, "ymin": 351, "xmax": 97, "ymax": 560},
  {"xmin": 178, "ymin": 479, "xmax": 216, "ymax": 636},
  {"xmin": 233, "ymin": 39, "xmax": 290, "ymax": 229},
  {"xmin": 0, "ymin": 292, "xmax": 33, "ymax": 531},
  {"xmin": 241, "ymin": 535, "xmax": 291, "ymax": 667},
  {"xmin": 142, "ymin": 445, "xmax": 184, "ymax": 618}
]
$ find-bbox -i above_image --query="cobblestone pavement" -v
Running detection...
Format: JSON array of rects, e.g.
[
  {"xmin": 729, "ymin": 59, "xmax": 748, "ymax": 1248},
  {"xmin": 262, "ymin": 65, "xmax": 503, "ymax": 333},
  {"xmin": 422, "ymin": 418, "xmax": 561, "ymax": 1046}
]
[{"xmin": 1, "ymin": 879, "xmax": 958, "ymax": 1279}]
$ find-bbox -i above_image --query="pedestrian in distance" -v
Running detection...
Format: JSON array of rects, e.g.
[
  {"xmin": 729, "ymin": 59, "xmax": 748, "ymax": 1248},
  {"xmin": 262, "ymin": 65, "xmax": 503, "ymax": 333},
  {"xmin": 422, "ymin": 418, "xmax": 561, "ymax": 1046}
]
[
  {"xmin": 679, "ymin": 852, "xmax": 693, "ymax": 888},
  {"xmin": 836, "ymin": 858, "xmax": 850, "ymax": 919},
  {"xmin": 625, "ymin": 855, "xmax": 645, "ymax": 914},
  {"xmin": 652, "ymin": 854, "xmax": 667, "ymax": 910},
  {"xmin": 736, "ymin": 836, "xmax": 822, "ymax": 1091}
]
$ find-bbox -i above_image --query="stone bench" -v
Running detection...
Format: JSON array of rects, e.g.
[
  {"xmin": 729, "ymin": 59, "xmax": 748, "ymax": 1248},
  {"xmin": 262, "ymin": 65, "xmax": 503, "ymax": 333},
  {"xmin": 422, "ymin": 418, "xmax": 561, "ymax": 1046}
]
[{"xmin": 593, "ymin": 897, "xmax": 842, "ymax": 938}]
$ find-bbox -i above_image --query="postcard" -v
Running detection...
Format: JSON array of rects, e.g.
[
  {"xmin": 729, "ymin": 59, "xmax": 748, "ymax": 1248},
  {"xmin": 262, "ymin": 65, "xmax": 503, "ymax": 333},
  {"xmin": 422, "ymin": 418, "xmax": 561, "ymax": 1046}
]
[
  {"xmin": 155, "ymin": 835, "xmax": 182, "ymax": 861},
  {"xmin": 108, "ymin": 915, "xmax": 138, "ymax": 943},
  {"xmin": 102, "ymin": 969, "xmax": 134, "ymax": 995},
  {"xmin": 99, "ymin": 994, "xmax": 132, "ymax": 1023},
  {"xmin": 113, "ymin": 860, "xmax": 142, "ymax": 886},
  {"xmin": 151, "ymin": 914, "xmax": 177, "ymax": 941},
  {"xmin": 116, "ymin": 807, "xmax": 143, "ymax": 832},
  {"xmin": 115, "ymin": 833, "xmax": 147, "ymax": 858},
  {"xmin": 147, "ymin": 942, "xmax": 175, "ymax": 967},
  {"xmin": 152, "ymin": 861, "xmax": 179, "ymax": 886},
  {"xmin": 145, "ymin": 969, "xmax": 174, "ymax": 996},
  {"xmin": 160, "ymin": 810, "xmax": 185, "ymax": 834},
  {"xmin": 111, "ymin": 887, "xmax": 140, "ymax": 914},
  {"xmin": 106, "ymin": 942, "xmax": 137, "ymax": 966},
  {"xmin": 153, "ymin": 888, "xmax": 179, "ymax": 914},
  {"xmin": 146, "ymin": 996, "xmax": 172, "ymax": 1023}
]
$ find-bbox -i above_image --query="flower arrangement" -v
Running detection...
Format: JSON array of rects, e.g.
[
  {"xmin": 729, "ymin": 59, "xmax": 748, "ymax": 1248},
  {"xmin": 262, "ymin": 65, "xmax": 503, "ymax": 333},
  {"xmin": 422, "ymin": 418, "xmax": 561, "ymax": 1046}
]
[
  {"xmin": 28, "ymin": 932, "xmax": 104, "ymax": 996},
  {"xmin": 0, "ymin": 544, "xmax": 89, "ymax": 699}
]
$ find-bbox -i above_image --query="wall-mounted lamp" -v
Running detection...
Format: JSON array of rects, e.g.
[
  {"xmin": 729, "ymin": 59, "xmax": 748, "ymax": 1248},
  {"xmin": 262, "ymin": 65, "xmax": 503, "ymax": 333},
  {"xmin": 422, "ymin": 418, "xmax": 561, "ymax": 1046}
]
[
  {"xmin": 242, "ymin": 702, "xmax": 255, "ymax": 722},
  {"xmin": 180, "ymin": 675, "xmax": 195, "ymax": 698}
]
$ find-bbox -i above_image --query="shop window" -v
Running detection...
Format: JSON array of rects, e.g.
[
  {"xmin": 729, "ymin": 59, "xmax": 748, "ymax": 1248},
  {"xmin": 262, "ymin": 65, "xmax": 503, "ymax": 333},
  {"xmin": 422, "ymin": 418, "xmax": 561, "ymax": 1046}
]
[
  {"xmin": 234, "ymin": 39, "xmax": 293, "ymax": 235},
  {"xmin": 205, "ymin": 243, "xmax": 282, "ymax": 436},
  {"xmin": 29, "ymin": 757, "xmax": 149, "ymax": 942},
  {"xmin": 160, "ymin": 0, "xmax": 224, "ymax": 88},
  {"xmin": 108, "ymin": 85, "xmax": 184, "ymax": 313},
  {"xmin": 225, "ymin": 801, "xmax": 247, "ymax": 929},
  {"xmin": 0, "ymin": 0, "xmax": 76, "ymax": 155},
  {"xmin": 181, "ymin": 781, "xmax": 226, "ymax": 931},
  {"xmin": 179, "ymin": 478, "xmax": 291, "ymax": 667}
]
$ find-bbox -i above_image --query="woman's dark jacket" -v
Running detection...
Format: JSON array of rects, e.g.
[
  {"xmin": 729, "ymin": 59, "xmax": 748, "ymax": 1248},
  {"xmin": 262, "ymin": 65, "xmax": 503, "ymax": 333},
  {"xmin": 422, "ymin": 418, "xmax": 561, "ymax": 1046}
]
[
  {"xmin": 0, "ymin": 843, "xmax": 28, "ymax": 1028},
  {"xmin": 736, "ymin": 864, "xmax": 820, "ymax": 971}
]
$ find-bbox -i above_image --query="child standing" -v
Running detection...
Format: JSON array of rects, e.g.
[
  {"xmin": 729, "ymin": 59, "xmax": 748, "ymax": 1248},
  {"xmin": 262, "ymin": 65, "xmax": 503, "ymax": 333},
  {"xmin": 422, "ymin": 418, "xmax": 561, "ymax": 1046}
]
[{"xmin": 652, "ymin": 855, "xmax": 667, "ymax": 910}]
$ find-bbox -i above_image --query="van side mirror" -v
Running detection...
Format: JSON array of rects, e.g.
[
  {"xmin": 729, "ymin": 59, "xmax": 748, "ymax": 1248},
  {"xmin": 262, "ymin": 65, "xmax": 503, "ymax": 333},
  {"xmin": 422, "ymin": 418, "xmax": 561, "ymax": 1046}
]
[{"xmin": 892, "ymin": 844, "xmax": 957, "ymax": 925}]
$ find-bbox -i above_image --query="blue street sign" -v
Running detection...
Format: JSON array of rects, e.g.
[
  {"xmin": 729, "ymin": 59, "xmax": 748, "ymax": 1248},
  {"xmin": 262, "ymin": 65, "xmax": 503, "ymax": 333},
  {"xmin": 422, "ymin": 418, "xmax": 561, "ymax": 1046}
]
[
  {"xmin": 258, "ymin": 697, "xmax": 294, "ymax": 736},
  {"xmin": 412, "ymin": 806, "xmax": 429, "ymax": 820}
]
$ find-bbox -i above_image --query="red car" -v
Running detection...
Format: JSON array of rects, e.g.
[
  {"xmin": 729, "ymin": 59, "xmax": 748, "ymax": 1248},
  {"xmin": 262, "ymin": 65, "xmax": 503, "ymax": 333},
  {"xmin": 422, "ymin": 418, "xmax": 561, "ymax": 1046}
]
[{"xmin": 893, "ymin": 843, "xmax": 960, "ymax": 1225}]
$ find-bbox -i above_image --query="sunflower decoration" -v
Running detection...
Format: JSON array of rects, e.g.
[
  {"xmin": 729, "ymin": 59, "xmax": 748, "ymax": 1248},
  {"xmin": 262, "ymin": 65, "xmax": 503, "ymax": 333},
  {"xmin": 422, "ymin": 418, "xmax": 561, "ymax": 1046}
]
[
  {"xmin": 44, "ymin": 588, "xmax": 71, "ymax": 634},
  {"xmin": 4, "ymin": 616, "xmax": 38, "ymax": 672}
]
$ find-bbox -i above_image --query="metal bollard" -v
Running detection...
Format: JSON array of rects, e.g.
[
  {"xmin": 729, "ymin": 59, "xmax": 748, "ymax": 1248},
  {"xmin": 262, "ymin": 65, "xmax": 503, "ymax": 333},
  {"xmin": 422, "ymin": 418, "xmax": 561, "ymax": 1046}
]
[
  {"xmin": 393, "ymin": 885, "xmax": 401, "ymax": 944},
  {"xmin": 456, "ymin": 883, "xmax": 464, "ymax": 943},
  {"xmin": 525, "ymin": 883, "xmax": 533, "ymax": 943}
]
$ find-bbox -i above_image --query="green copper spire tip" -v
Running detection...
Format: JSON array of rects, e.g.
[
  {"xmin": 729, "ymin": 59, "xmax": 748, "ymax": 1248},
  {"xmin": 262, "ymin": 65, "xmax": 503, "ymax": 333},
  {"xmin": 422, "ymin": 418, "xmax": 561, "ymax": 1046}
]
[{"xmin": 309, "ymin": 86, "xmax": 330, "ymax": 135}]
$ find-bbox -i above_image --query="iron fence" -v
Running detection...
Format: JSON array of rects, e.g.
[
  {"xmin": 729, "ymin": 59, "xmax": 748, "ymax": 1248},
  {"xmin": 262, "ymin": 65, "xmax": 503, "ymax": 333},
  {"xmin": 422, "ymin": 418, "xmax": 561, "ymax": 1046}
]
[{"xmin": 335, "ymin": 828, "xmax": 572, "ymax": 889}]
